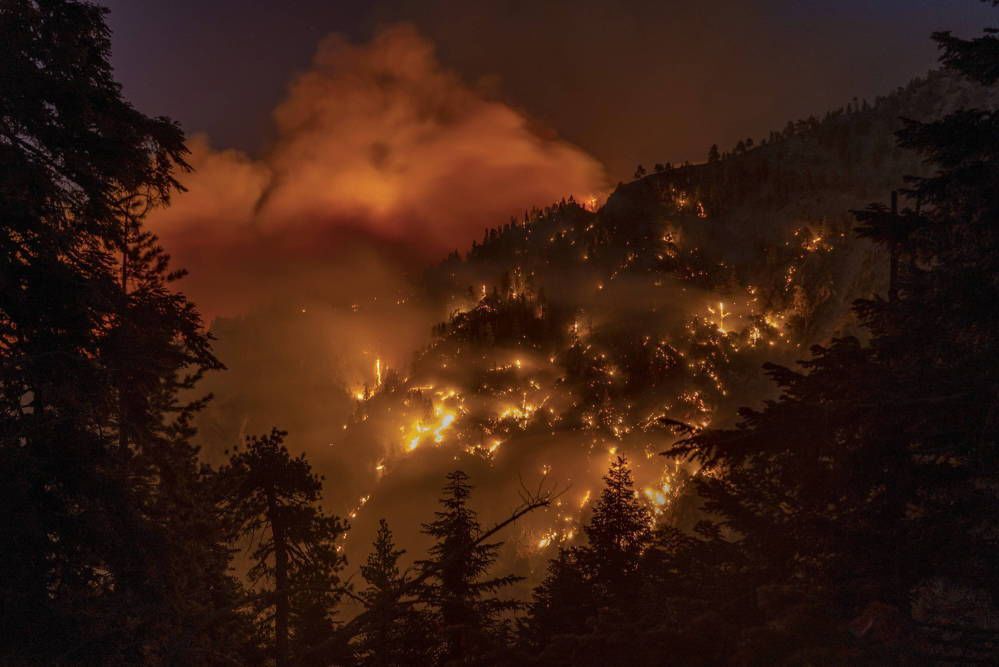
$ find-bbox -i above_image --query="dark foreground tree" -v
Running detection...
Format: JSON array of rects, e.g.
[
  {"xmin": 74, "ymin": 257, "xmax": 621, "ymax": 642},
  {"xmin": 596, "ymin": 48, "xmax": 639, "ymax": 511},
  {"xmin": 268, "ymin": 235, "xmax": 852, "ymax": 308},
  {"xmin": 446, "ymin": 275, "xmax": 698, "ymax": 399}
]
[
  {"xmin": 418, "ymin": 470, "xmax": 522, "ymax": 665},
  {"xmin": 292, "ymin": 471, "xmax": 554, "ymax": 665},
  {"xmin": 218, "ymin": 429, "xmax": 348, "ymax": 666},
  {"xmin": 520, "ymin": 457, "xmax": 653, "ymax": 665},
  {"xmin": 579, "ymin": 456, "xmax": 653, "ymax": 601},
  {"xmin": 354, "ymin": 519, "xmax": 438, "ymax": 666},
  {"xmin": 0, "ymin": 1, "xmax": 237, "ymax": 663},
  {"xmin": 519, "ymin": 547, "xmax": 589, "ymax": 656},
  {"xmin": 667, "ymin": 12, "xmax": 999, "ymax": 663}
]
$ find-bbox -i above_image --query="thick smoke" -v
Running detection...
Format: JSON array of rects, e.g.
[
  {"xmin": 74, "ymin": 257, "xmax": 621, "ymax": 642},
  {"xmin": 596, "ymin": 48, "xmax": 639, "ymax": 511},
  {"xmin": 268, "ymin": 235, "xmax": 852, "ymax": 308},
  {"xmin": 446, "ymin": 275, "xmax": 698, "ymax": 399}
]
[
  {"xmin": 146, "ymin": 21, "xmax": 848, "ymax": 594},
  {"xmin": 150, "ymin": 25, "xmax": 612, "ymax": 583},
  {"xmin": 150, "ymin": 23, "xmax": 606, "ymax": 319}
]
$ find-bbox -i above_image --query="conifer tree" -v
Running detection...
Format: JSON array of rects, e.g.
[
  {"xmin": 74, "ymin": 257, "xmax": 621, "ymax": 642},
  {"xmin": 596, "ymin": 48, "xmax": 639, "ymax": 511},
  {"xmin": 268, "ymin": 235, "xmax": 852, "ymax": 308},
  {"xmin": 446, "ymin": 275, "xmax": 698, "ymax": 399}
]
[
  {"xmin": 520, "ymin": 457, "xmax": 652, "ymax": 661},
  {"xmin": 669, "ymin": 13, "xmax": 999, "ymax": 661},
  {"xmin": 0, "ymin": 1, "xmax": 237, "ymax": 662},
  {"xmin": 580, "ymin": 456, "xmax": 653, "ymax": 601},
  {"xmin": 355, "ymin": 519, "xmax": 436, "ymax": 666},
  {"xmin": 520, "ymin": 547, "xmax": 589, "ymax": 652},
  {"xmin": 418, "ymin": 470, "xmax": 522, "ymax": 665},
  {"xmin": 218, "ymin": 429, "xmax": 347, "ymax": 667}
]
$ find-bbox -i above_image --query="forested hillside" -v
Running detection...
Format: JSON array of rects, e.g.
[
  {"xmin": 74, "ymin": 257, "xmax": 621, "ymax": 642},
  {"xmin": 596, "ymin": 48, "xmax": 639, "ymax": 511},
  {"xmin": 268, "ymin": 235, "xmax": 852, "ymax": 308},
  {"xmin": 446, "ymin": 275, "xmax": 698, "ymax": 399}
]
[{"xmin": 3, "ymin": 1, "xmax": 998, "ymax": 664}]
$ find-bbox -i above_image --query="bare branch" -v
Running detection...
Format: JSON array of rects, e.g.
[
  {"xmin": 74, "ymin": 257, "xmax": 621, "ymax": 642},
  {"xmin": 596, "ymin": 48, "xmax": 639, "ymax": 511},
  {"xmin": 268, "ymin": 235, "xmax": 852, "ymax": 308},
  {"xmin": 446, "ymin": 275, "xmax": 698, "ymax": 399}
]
[{"xmin": 298, "ymin": 486, "xmax": 560, "ymax": 660}]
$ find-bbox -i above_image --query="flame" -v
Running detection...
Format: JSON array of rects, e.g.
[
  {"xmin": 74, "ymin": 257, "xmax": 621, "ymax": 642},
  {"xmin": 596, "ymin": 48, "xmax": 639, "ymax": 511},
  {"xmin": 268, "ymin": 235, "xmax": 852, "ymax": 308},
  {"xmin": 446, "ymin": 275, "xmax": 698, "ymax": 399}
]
[
  {"xmin": 707, "ymin": 301, "xmax": 729, "ymax": 333},
  {"xmin": 403, "ymin": 403, "xmax": 458, "ymax": 452},
  {"xmin": 332, "ymin": 228, "xmax": 803, "ymax": 566}
]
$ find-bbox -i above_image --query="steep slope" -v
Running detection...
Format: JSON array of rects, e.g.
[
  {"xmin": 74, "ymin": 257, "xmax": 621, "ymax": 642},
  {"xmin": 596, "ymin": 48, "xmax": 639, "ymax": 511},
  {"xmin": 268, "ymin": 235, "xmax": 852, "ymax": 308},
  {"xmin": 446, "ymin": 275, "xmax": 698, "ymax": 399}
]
[{"xmin": 195, "ymin": 69, "xmax": 999, "ymax": 584}]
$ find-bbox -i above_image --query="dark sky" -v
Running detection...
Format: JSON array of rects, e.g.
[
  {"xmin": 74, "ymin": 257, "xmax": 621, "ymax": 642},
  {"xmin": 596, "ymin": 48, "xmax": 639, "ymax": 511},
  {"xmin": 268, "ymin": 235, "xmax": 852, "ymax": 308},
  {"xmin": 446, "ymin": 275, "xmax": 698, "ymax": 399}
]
[{"xmin": 100, "ymin": 0, "xmax": 994, "ymax": 179}]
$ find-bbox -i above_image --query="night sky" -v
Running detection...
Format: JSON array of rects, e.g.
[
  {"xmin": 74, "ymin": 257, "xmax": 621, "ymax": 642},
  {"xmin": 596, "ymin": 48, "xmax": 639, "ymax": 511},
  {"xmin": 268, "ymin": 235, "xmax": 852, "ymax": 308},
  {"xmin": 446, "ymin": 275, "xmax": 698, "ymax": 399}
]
[{"xmin": 101, "ymin": 0, "xmax": 993, "ymax": 180}]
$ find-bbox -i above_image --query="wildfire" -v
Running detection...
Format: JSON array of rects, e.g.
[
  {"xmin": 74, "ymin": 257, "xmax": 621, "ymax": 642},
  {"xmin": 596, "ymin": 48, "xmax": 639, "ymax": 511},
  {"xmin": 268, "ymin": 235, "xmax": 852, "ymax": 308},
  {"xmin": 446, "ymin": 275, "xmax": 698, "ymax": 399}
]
[
  {"xmin": 401, "ymin": 395, "xmax": 461, "ymax": 453},
  {"xmin": 707, "ymin": 301, "xmax": 730, "ymax": 333},
  {"xmin": 795, "ymin": 226, "xmax": 833, "ymax": 254},
  {"xmin": 643, "ymin": 485, "xmax": 669, "ymax": 506},
  {"xmin": 642, "ymin": 460, "xmax": 686, "ymax": 516},
  {"xmin": 348, "ymin": 494, "xmax": 372, "ymax": 520},
  {"xmin": 333, "ymin": 223, "xmax": 805, "ymax": 568}
]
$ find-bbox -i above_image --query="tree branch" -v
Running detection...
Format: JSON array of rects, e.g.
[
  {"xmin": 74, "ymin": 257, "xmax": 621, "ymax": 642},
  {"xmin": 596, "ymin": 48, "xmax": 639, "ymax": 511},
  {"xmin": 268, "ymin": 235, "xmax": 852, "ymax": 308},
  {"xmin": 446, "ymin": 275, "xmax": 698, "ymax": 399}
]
[{"xmin": 299, "ymin": 484, "xmax": 561, "ymax": 660}]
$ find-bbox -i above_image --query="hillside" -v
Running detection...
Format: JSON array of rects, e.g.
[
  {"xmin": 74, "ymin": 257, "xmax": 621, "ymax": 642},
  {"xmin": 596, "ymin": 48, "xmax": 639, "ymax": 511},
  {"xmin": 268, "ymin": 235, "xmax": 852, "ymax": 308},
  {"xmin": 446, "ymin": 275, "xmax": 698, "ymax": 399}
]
[{"xmin": 196, "ymin": 68, "xmax": 999, "ymax": 581}]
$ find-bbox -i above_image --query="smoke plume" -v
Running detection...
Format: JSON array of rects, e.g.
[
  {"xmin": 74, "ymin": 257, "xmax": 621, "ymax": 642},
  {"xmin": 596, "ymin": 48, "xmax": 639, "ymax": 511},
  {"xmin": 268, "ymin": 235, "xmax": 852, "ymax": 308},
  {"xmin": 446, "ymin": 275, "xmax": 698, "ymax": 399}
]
[{"xmin": 150, "ymin": 23, "xmax": 606, "ymax": 318}]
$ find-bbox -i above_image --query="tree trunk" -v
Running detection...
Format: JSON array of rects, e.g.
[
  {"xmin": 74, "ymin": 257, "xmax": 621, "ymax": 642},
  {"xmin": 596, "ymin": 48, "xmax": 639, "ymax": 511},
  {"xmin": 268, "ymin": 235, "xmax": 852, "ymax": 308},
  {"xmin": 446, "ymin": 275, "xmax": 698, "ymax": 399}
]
[
  {"xmin": 268, "ymin": 494, "xmax": 290, "ymax": 667},
  {"xmin": 889, "ymin": 190, "xmax": 899, "ymax": 303},
  {"xmin": 118, "ymin": 216, "xmax": 129, "ymax": 452}
]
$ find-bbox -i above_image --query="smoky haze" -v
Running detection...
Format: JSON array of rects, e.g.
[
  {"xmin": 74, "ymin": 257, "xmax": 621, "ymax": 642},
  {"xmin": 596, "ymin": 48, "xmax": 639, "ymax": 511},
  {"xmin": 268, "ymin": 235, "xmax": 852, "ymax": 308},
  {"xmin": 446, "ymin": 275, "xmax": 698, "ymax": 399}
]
[
  {"xmin": 150, "ymin": 24, "xmax": 606, "ymax": 318},
  {"xmin": 149, "ymin": 25, "xmax": 617, "ymax": 581},
  {"xmin": 137, "ymin": 9, "xmax": 990, "ymax": 588},
  {"xmin": 102, "ymin": 0, "xmax": 996, "ymax": 180}
]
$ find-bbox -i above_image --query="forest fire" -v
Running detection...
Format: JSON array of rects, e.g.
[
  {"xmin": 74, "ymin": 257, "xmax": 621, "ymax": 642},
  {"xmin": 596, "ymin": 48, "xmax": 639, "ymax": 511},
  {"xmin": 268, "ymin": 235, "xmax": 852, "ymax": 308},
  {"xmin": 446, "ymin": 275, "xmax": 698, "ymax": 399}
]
[
  {"xmin": 9, "ymin": 3, "xmax": 998, "ymax": 665},
  {"xmin": 331, "ymin": 230, "xmax": 804, "ymax": 552},
  {"xmin": 707, "ymin": 300, "xmax": 730, "ymax": 333}
]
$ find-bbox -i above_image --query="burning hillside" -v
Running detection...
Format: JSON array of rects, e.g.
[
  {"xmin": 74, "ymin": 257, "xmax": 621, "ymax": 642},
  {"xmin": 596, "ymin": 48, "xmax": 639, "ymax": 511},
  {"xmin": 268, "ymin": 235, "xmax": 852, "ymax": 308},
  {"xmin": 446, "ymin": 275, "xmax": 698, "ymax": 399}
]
[
  {"xmin": 325, "ymin": 195, "xmax": 845, "ymax": 575},
  {"xmin": 190, "ymin": 65, "xmax": 999, "ymax": 587}
]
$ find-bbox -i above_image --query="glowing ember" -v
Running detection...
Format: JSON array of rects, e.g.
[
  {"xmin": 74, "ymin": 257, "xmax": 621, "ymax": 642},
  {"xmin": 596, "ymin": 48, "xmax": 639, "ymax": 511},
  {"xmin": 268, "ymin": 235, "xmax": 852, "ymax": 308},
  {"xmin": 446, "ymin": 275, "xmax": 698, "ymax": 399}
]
[{"xmin": 707, "ymin": 301, "xmax": 730, "ymax": 333}]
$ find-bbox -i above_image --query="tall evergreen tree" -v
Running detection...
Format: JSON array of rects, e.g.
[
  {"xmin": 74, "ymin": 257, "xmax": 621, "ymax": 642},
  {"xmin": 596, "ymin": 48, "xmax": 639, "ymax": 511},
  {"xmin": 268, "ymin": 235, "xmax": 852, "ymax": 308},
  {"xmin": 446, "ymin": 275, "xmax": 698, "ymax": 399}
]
[
  {"xmin": 519, "ymin": 547, "xmax": 589, "ymax": 654},
  {"xmin": 520, "ymin": 457, "xmax": 653, "ymax": 663},
  {"xmin": 669, "ymin": 12, "xmax": 999, "ymax": 661},
  {"xmin": 418, "ymin": 470, "xmax": 522, "ymax": 665},
  {"xmin": 0, "ymin": 1, "xmax": 236, "ymax": 663},
  {"xmin": 580, "ymin": 456, "xmax": 653, "ymax": 600},
  {"xmin": 218, "ymin": 429, "xmax": 348, "ymax": 667},
  {"xmin": 355, "ymin": 519, "xmax": 437, "ymax": 666}
]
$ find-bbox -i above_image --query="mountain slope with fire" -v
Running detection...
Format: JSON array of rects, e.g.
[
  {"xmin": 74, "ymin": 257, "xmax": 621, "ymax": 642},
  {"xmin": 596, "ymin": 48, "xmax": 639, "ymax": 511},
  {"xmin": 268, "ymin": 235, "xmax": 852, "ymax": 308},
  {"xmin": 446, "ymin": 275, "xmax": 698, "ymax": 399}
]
[
  {"xmin": 3, "ymin": 1, "xmax": 999, "ymax": 665},
  {"xmin": 302, "ymin": 65, "xmax": 999, "ymax": 578}
]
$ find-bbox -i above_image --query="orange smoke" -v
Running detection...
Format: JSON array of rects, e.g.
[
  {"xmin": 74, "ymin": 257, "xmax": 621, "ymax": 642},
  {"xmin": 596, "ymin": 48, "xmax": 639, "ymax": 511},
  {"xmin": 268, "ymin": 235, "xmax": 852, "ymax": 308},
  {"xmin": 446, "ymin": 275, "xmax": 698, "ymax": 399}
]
[{"xmin": 150, "ymin": 24, "xmax": 606, "ymax": 318}]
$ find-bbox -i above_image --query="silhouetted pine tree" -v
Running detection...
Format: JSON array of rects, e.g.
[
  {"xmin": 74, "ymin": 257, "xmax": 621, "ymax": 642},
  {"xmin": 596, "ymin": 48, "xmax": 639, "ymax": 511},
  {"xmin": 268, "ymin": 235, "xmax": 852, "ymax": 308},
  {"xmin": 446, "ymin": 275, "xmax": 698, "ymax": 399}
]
[
  {"xmin": 519, "ymin": 457, "xmax": 653, "ymax": 665},
  {"xmin": 669, "ymin": 340, "xmax": 917, "ymax": 662},
  {"xmin": 579, "ymin": 456, "xmax": 653, "ymax": 601},
  {"xmin": 355, "ymin": 519, "xmax": 437, "ymax": 666},
  {"xmin": 934, "ymin": 6, "xmax": 999, "ymax": 85},
  {"xmin": 417, "ymin": 470, "xmax": 521, "ymax": 665},
  {"xmin": 519, "ymin": 547, "xmax": 589, "ymax": 653},
  {"xmin": 0, "ymin": 1, "xmax": 239, "ymax": 663},
  {"xmin": 669, "ymin": 13, "xmax": 999, "ymax": 662},
  {"xmin": 218, "ymin": 429, "xmax": 348, "ymax": 667}
]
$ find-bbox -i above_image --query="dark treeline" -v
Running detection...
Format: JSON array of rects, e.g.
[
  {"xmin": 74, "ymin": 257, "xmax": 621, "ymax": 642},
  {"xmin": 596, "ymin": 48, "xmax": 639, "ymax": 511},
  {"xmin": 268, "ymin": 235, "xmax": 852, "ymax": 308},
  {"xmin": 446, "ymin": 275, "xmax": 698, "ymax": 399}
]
[{"xmin": 3, "ymin": 0, "xmax": 999, "ymax": 665}]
